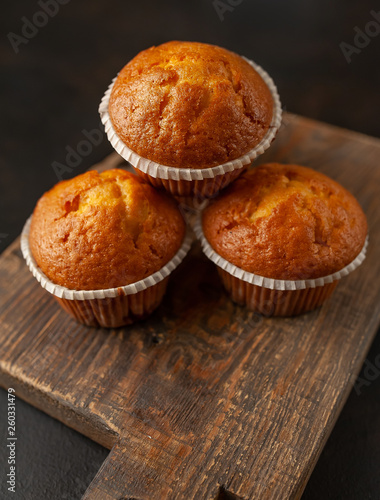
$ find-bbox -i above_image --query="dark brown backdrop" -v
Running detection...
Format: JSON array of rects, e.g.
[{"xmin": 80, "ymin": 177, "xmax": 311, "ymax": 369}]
[{"xmin": 0, "ymin": 0, "xmax": 379, "ymax": 498}]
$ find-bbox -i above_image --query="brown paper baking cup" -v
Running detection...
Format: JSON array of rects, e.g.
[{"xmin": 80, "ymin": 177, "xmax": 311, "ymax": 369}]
[
  {"xmin": 99, "ymin": 57, "xmax": 282, "ymax": 200},
  {"xmin": 218, "ymin": 270, "xmax": 338, "ymax": 316},
  {"xmin": 21, "ymin": 217, "xmax": 193, "ymax": 328},
  {"xmin": 136, "ymin": 167, "xmax": 245, "ymax": 205},
  {"xmin": 193, "ymin": 216, "xmax": 368, "ymax": 316}
]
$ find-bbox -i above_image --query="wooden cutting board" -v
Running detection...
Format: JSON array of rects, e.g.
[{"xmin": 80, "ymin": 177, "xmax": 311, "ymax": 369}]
[{"xmin": 1, "ymin": 113, "xmax": 380, "ymax": 500}]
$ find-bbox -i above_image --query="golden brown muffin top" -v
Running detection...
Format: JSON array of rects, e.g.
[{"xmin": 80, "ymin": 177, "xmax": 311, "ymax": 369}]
[
  {"xmin": 109, "ymin": 41, "xmax": 274, "ymax": 169},
  {"xmin": 202, "ymin": 163, "xmax": 368, "ymax": 280},
  {"xmin": 29, "ymin": 169, "xmax": 186, "ymax": 290}
]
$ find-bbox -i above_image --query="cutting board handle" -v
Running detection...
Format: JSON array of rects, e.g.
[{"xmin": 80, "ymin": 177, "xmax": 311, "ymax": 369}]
[{"xmin": 81, "ymin": 437, "xmax": 236, "ymax": 500}]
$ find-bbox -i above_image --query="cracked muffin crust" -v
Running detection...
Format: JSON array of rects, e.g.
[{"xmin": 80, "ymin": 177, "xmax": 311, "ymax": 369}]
[
  {"xmin": 109, "ymin": 41, "xmax": 273, "ymax": 169},
  {"xmin": 29, "ymin": 169, "xmax": 186, "ymax": 290},
  {"xmin": 202, "ymin": 163, "xmax": 367, "ymax": 280}
]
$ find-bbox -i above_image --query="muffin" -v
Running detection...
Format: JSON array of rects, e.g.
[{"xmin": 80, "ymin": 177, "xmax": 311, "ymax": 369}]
[
  {"xmin": 100, "ymin": 41, "xmax": 281, "ymax": 201},
  {"xmin": 23, "ymin": 169, "xmax": 190, "ymax": 327},
  {"xmin": 197, "ymin": 163, "xmax": 368, "ymax": 316}
]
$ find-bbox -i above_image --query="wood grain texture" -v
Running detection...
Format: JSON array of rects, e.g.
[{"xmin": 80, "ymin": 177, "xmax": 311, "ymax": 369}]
[{"xmin": 0, "ymin": 113, "xmax": 380, "ymax": 500}]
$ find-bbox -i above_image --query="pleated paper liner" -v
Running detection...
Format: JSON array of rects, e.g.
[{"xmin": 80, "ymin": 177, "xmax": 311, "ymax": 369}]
[
  {"xmin": 99, "ymin": 56, "xmax": 282, "ymax": 203},
  {"xmin": 55, "ymin": 280, "xmax": 169, "ymax": 328},
  {"xmin": 21, "ymin": 217, "xmax": 193, "ymax": 328},
  {"xmin": 193, "ymin": 216, "xmax": 369, "ymax": 317},
  {"xmin": 218, "ymin": 271, "xmax": 338, "ymax": 316},
  {"xmin": 137, "ymin": 168, "xmax": 245, "ymax": 209}
]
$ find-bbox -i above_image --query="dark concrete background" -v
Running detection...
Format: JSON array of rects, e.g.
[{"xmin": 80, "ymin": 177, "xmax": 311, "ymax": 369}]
[{"xmin": 0, "ymin": 0, "xmax": 379, "ymax": 498}]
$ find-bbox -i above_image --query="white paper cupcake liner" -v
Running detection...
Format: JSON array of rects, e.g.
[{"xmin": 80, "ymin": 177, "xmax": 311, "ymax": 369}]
[
  {"xmin": 193, "ymin": 215, "xmax": 369, "ymax": 291},
  {"xmin": 55, "ymin": 279, "xmax": 170, "ymax": 328},
  {"xmin": 98, "ymin": 57, "xmax": 282, "ymax": 181},
  {"xmin": 218, "ymin": 270, "xmax": 339, "ymax": 316},
  {"xmin": 21, "ymin": 216, "xmax": 193, "ymax": 300}
]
